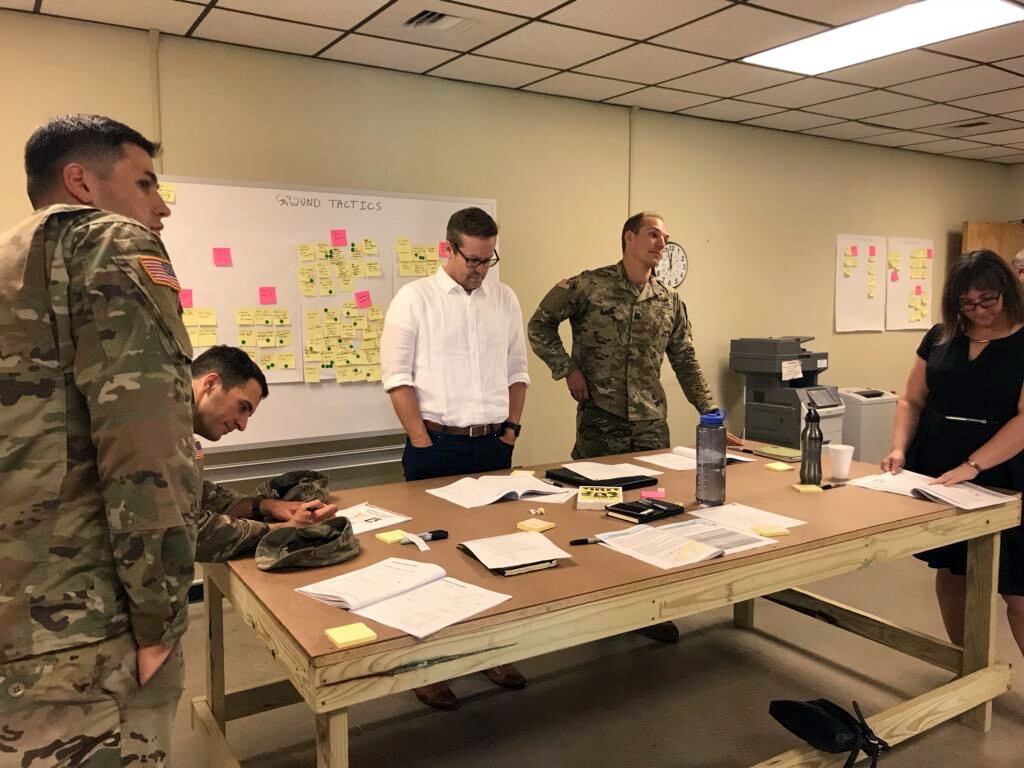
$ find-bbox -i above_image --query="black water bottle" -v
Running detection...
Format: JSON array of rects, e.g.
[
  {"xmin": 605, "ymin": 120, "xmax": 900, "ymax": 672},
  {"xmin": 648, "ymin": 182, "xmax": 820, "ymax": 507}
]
[{"xmin": 799, "ymin": 406, "xmax": 823, "ymax": 486}]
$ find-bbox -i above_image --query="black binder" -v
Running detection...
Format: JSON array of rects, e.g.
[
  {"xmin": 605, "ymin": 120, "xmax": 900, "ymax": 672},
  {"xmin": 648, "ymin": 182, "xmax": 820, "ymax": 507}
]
[{"xmin": 544, "ymin": 467, "xmax": 658, "ymax": 490}]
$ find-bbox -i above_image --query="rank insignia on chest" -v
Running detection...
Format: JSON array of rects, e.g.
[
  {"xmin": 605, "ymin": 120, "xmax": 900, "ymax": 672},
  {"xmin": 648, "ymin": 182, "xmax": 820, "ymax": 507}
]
[
  {"xmin": 140, "ymin": 255, "xmax": 181, "ymax": 291},
  {"xmin": 194, "ymin": 441, "xmax": 205, "ymax": 460}
]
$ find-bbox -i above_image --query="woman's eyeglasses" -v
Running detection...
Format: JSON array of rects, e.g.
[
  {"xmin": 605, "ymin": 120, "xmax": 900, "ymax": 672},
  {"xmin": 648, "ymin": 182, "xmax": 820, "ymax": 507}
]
[{"xmin": 958, "ymin": 293, "xmax": 1001, "ymax": 312}]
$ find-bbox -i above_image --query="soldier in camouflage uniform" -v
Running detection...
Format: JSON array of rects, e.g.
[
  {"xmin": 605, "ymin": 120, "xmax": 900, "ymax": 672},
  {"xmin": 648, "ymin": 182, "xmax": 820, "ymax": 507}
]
[
  {"xmin": 189, "ymin": 345, "xmax": 336, "ymax": 562},
  {"xmin": 529, "ymin": 211, "xmax": 740, "ymax": 459},
  {"xmin": 0, "ymin": 115, "xmax": 195, "ymax": 766}
]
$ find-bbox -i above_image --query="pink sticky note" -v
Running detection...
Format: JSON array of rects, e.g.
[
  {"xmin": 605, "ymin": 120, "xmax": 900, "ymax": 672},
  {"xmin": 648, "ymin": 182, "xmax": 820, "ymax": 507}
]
[
  {"xmin": 850, "ymin": 245, "xmax": 858, "ymax": 257},
  {"xmin": 438, "ymin": 241, "xmax": 450, "ymax": 259},
  {"xmin": 354, "ymin": 290, "xmax": 372, "ymax": 309},
  {"xmin": 212, "ymin": 247, "xmax": 233, "ymax": 267},
  {"xmin": 868, "ymin": 245, "xmax": 876, "ymax": 257},
  {"xmin": 330, "ymin": 229, "xmax": 348, "ymax": 247},
  {"xmin": 926, "ymin": 248, "xmax": 933, "ymax": 259},
  {"xmin": 641, "ymin": 488, "xmax": 666, "ymax": 499},
  {"xmin": 890, "ymin": 270, "xmax": 899, "ymax": 282},
  {"xmin": 258, "ymin": 286, "xmax": 277, "ymax": 305},
  {"xmin": 915, "ymin": 284, "xmax": 922, "ymax": 296},
  {"xmin": 179, "ymin": 288, "xmax": 193, "ymax": 308}
]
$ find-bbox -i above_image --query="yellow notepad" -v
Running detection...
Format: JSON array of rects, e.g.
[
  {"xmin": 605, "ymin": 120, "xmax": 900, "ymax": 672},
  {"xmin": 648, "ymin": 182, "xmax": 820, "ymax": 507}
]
[
  {"xmin": 765, "ymin": 462, "xmax": 794, "ymax": 472},
  {"xmin": 791, "ymin": 483, "xmax": 822, "ymax": 493},
  {"xmin": 517, "ymin": 518, "xmax": 555, "ymax": 532},
  {"xmin": 375, "ymin": 529, "xmax": 407, "ymax": 543},
  {"xmin": 325, "ymin": 623, "xmax": 377, "ymax": 649},
  {"xmin": 752, "ymin": 525, "xmax": 791, "ymax": 537}
]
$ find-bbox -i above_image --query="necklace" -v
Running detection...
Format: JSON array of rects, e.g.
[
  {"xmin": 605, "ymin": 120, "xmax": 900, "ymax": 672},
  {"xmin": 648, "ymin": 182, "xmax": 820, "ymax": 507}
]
[{"xmin": 968, "ymin": 337, "xmax": 992, "ymax": 344}]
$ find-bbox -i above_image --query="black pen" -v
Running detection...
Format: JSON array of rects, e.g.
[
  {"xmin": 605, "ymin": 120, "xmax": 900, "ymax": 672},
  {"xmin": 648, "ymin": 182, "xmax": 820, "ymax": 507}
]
[
  {"xmin": 820, "ymin": 483, "xmax": 846, "ymax": 491},
  {"xmin": 400, "ymin": 529, "xmax": 449, "ymax": 544},
  {"xmin": 731, "ymin": 447, "xmax": 757, "ymax": 455},
  {"xmin": 569, "ymin": 537, "xmax": 600, "ymax": 545}
]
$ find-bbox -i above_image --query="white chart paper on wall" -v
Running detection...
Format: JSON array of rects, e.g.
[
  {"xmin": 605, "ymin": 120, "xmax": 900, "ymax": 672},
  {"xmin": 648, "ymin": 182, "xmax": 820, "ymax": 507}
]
[
  {"xmin": 885, "ymin": 236, "xmax": 934, "ymax": 331},
  {"xmin": 159, "ymin": 177, "xmax": 496, "ymax": 450},
  {"xmin": 834, "ymin": 234, "xmax": 887, "ymax": 332}
]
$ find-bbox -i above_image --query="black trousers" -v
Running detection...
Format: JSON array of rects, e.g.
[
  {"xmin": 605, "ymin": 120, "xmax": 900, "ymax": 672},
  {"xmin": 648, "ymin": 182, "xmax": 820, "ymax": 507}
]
[{"xmin": 402, "ymin": 431, "xmax": 515, "ymax": 482}]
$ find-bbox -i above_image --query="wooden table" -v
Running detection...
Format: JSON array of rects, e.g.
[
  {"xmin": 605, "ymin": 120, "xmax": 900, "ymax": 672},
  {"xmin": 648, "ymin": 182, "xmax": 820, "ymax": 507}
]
[{"xmin": 191, "ymin": 453, "xmax": 1019, "ymax": 767}]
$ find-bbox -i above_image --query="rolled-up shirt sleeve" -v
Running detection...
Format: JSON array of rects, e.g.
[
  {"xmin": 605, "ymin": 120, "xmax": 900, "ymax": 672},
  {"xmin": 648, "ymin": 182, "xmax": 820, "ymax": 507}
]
[
  {"xmin": 505, "ymin": 288, "xmax": 531, "ymax": 387},
  {"xmin": 381, "ymin": 285, "xmax": 418, "ymax": 392}
]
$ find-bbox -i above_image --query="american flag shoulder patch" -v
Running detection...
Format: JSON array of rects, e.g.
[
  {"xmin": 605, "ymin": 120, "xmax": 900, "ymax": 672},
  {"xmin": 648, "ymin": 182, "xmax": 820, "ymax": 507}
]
[
  {"xmin": 194, "ymin": 441, "xmax": 205, "ymax": 460},
  {"xmin": 139, "ymin": 255, "xmax": 181, "ymax": 292}
]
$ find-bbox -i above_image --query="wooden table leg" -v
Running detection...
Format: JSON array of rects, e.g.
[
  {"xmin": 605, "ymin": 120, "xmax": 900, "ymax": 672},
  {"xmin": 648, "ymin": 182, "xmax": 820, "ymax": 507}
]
[
  {"xmin": 734, "ymin": 599, "xmax": 755, "ymax": 629},
  {"xmin": 316, "ymin": 709, "xmax": 350, "ymax": 768},
  {"xmin": 206, "ymin": 574, "xmax": 227, "ymax": 732},
  {"xmin": 959, "ymin": 531, "xmax": 999, "ymax": 731}
]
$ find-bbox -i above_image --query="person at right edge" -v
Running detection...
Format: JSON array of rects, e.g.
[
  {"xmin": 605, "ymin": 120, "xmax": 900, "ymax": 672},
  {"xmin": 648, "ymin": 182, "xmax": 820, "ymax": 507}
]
[
  {"xmin": 528, "ymin": 210, "xmax": 740, "ymax": 645},
  {"xmin": 0, "ymin": 115, "xmax": 196, "ymax": 766},
  {"xmin": 882, "ymin": 250, "xmax": 1024, "ymax": 658}
]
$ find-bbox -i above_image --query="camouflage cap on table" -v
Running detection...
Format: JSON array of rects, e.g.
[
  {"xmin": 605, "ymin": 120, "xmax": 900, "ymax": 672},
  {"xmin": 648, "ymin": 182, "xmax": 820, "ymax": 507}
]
[
  {"xmin": 255, "ymin": 516, "xmax": 360, "ymax": 571},
  {"xmin": 255, "ymin": 470, "xmax": 330, "ymax": 503}
]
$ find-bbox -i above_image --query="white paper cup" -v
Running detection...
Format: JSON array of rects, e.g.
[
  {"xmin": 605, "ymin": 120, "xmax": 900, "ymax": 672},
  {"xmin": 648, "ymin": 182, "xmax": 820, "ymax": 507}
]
[{"xmin": 827, "ymin": 444, "xmax": 854, "ymax": 480}]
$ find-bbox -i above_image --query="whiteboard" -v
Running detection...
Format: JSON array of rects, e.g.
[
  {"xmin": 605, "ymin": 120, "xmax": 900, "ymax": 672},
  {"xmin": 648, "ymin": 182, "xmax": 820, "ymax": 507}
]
[
  {"xmin": 834, "ymin": 233, "xmax": 887, "ymax": 332},
  {"xmin": 885, "ymin": 236, "xmax": 934, "ymax": 331},
  {"xmin": 159, "ymin": 176, "xmax": 496, "ymax": 451}
]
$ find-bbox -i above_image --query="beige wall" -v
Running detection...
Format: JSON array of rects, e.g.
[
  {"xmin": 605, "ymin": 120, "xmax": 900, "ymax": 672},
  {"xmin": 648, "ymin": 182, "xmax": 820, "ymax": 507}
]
[{"xmin": 2, "ymin": 11, "xmax": 1020, "ymax": 466}]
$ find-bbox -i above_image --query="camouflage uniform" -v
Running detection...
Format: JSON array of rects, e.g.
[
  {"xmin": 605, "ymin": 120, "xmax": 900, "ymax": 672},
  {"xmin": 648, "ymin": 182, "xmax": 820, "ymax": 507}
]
[
  {"xmin": 0, "ymin": 205, "xmax": 198, "ymax": 766},
  {"xmin": 193, "ymin": 444, "xmax": 269, "ymax": 562},
  {"xmin": 528, "ymin": 261, "xmax": 714, "ymax": 459}
]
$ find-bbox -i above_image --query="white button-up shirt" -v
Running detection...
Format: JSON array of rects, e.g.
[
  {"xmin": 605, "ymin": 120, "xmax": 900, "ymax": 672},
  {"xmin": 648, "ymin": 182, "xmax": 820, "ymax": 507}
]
[{"xmin": 381, "ymin": 268, "xmax": 531, "ymax": 427}]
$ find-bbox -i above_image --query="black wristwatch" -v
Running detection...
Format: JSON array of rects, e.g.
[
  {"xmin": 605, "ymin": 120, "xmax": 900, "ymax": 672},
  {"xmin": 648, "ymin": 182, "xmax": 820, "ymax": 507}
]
[
  {"xmin": 501, "ymin": 420, "xmax": 522, "ymax": 437},
  {"xmin": 250, "ymin": 496, "xmax": 263, "ymax": 517}
]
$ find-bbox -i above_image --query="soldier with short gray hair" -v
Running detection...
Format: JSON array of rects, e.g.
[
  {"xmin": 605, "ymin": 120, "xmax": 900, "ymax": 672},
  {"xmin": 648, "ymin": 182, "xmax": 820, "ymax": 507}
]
[{"xmin": 1012, "ymin": 248, "xmax": 1024, "ymax": 282}]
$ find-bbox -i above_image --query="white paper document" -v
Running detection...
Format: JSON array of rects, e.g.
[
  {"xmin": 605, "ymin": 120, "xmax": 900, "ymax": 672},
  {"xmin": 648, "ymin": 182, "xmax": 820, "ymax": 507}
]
[
  {"xmin": 426, "ymin": 475, "xmax": 569, "ymax": 509},
  {"xmin": 297, "ymin": 557, "xmax": 443, "ymax": 610},
  {"xmin": 458, "ymin": 531, "xmax": 572, "ymax": 569},
  {"xmin": 849, "ymin": 471, "xmax": 1016, "ymax": 510},
  {"xmin": 597, "ymin": 519, "xmax": 773, "ymax": 569},
  {"xmin": 354, "ymin": 577, "xmax": 511, "ymax": 640},
  {"xmin": 563, "ymin": 461, "xmax": 663, "ymax": 480},
  {"xmin": 687, "ymin": 503, "xmax": 806, "ymax": 534},
  {"xmin": 336, "ymin": 502, "xmax": 411, "ymax": 535},
  {"xmin": 636, "ymin": 446, "xmax": 755, "ymax": 471}
]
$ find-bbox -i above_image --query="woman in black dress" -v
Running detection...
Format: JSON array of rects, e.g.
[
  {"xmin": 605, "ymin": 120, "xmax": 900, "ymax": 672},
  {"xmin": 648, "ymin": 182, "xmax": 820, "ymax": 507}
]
[{"xmin": 882, "ymin": 250, "xmax": 1024, "ymax": 657}]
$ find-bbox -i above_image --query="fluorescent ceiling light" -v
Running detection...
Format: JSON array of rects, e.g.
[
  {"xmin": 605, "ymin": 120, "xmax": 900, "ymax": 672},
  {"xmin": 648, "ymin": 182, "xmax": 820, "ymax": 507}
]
[{"xmin": 744, "ymin": 0, "xmax": 1024, "ymax": 75}]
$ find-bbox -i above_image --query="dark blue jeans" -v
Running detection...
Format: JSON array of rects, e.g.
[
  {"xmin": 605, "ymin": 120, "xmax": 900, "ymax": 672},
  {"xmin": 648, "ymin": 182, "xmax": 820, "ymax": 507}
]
[{"xmin": 402, "ymin": 431, "xmax": 515, "ymax": 482}]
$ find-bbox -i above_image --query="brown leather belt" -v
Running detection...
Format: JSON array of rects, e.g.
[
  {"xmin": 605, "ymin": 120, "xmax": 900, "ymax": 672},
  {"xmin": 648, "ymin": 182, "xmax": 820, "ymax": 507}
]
[{"xmin": 423, "ymin": 420, "xmax": 502, "ymax": 438}]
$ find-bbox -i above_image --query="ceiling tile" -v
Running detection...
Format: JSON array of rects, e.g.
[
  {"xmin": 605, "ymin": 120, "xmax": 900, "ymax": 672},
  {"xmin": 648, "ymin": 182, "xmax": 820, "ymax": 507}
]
[
  {"xmin": 463, "ymin": 0, "xmax": 566, "ymax": 15},
  {"xmin": 661, "ymin": 62, "xmax": 798, "ymax": 97},
  {"xmin": 358, "ymin": 0, "xmax": 524, "ymax": 51},
  {"xmin": 680, "ymin": 99, "xmax": 783, "ymax": 121},
  {"xmin": 41, "ymin": 0, "xmax": 201, "ymax": 34},
  {"xmin": 320, "ymin": 33, "xmax": 455, "ymax": 72},
  {"xmin": 1004, "ymin": 109, "xmax": 1024, "ymax": 122},
  {"xmin": 869, "ymin": 104, "xmax": 985, "ymax": 130},
  {"xmin": 801, "ymin": 121, "xmax": 890, "ymax": 140},
  {"xmin": 968, "ymin": 127, "xmax": 1024, "ymax": 145},
  {"xmin": 430, "ymin": 54, "xmax": 555, "ymax": 87},
  {"xmin": 740, "ymin": 77, "xmax": 867, "ymax": 108},
  {"xmin": 999, "ymin": 57, "xmax": 1024, "ymax": 76},
  {"xmin": 891, "ymin": 66, "xmax": 1024, "ymax": 101},
  {"xmin": 476, "ymin": 21, "xmax": 630, "ymax": 69},
  {"xmin": 808, "ymin": 90, "xmax": 928, "ymax": 119},
  {"xmin": 575, "ymin": 44, "xmax": 720, "ymax": 84},
  {"xmin": 947, "ymin": 145, "xmax": 1024, "ymax": 160},
  {"xmin": 922, "ymin": 115, "xmax": 1024, "ymax": 138},
  {"xmin": 750, "ymin": 0, "xmax": 912, "ymax": 25},
  {"xmin": 929, "ymin": 22, "xmax": 1024, "ymax": 63},
  {"xmin": 606, "ymin": 87, "xmax": 714, "ymax": 112},
  {"xmin": 856, "ymin": 131, "xmax": 938, "ymax": 147},
  {"xmin": 1010, "ymin": 142, "xmax": 1024, "ymax": 150},
  {"xmin": 904, "ymin": 138, "xmax": 988, "ymax": 154},
  {"xmin": 216, "ymin": 0, "xmax": 383, "ymax": 29},
  {"xmin": 952, "ymin": 87, "xmax": 1024, "ymax": 115},
  {"xmin": 523, "ymin": 72, "xmax": 636, "ymax": 100},
  {"xmin": 652, "ymin": 5, "xmax": 825, "ymax": 59},
  {"xmin": 743, "ymin": 110, "xmax": 840, "ymax": 131},
  {"xmin": 193, "ymin": 7, "xmax": 340, "ymax": 54},
  {"xmin": 827, "ymin": 50, "xmax": 972, "ymax": 87},
  {"xmin": 2, "ymin": 1, "xmax": 37, "ymax": 10},
  {"xmin": 991, "ymin": 152, "xmax": 1024, "ymax": 164},
  {"xmin": 544, "ymin": 0, "xmax": 730, "ymax": 40}
]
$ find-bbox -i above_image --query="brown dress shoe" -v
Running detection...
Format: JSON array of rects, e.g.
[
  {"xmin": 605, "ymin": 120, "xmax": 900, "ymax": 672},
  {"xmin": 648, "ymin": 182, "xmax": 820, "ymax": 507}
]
[
  {"xmin": 413, "ymin": 682, "xmax": 460, "ymax": 710},
  {"xmin": 482, "ymin": 664, "xmax": 527, "ymax": 689}
]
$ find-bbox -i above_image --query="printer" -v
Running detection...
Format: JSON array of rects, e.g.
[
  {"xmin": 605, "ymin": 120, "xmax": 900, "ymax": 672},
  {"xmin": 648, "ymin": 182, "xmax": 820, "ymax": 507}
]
[
  {"xmin": 729, "ymin": 336, "xmax": 844, "ymax": 449},
  {"xmin": 838, "ymin": 387, "xmax": 898, "ymax": 464}
]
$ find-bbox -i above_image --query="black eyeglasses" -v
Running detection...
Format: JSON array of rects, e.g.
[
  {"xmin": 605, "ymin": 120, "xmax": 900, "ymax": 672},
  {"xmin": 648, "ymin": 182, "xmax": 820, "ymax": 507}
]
[
  {"xmin": 958, "ymin": 293, "xmax": 1001, "ymax": 312},
  {"xmin": 452, "ymin": 244, "xmax": 500, "ymax": 268}
]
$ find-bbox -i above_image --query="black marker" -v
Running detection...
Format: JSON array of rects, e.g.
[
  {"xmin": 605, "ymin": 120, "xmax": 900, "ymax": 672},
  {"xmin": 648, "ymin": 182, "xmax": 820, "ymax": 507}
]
[
  {"xmin": 820, "ymin": 483, "xmax": 846, "ymax": 491},
  {"xmin": 400, "ymin": 529, "xmax": 449, "ymax": 544},
  {"xmin": 569, "ymin": 537, "xmax": 600, "ymax": 546}
]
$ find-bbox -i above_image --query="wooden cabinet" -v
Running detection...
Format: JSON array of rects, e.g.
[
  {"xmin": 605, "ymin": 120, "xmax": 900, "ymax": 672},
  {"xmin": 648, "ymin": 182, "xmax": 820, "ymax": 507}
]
[{"xmin": 961, "ymin": 221, "xmax": 1024, "ymax": 263}]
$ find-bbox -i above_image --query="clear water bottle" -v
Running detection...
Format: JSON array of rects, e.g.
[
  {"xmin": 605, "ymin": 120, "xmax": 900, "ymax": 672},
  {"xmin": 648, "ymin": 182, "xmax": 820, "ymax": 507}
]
[
  {"xmin": 696, "ymin": 409, "xmax": 727, "ymax": 506},
  {"xmin": 799, "ymin": 406, "xmax": 823, "ymax": 486}
]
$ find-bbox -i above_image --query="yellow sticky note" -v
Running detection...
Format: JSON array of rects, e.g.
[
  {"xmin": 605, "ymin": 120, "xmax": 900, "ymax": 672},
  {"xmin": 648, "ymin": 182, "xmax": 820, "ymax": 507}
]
[
  {"xmin": 867, "ymin": 288, "xmax": 876, "ymax": 299},
  {"xmin": 316, "ymin": 261, "xmax": 333, "ymax": 280},
  {"xmin": 765, "ymin": 462, "xmax": 794, "ymax": 472},
  {"xmin": 413, "ymin": 263, "xmax": 429, "ymax": 277},
  {"xmin": 349, "ymin": 249, "xmax": 364, "ymax": 262},
  {"xmin": 339, "ymin": 276, "xmax": 356, "ymax": 292},
  {"xmin": 297, "ymin": 244, "xmax": 316, "ymax": 262},
  {"xmin": 157, "ymin": 182, "xmax": 176, "ymax": 204},
  {"xmin": 278, "ymin": 353, "xmax": 296, "ymax": 369},
  {"xmin": 258, "ymin": 330, "xmax": 276, "ymax": 348},
  {"xmin": 197, "ymin": 329, "xmax": 218, "ymax": 347},
  {"xmin": 362, "ymin": 238, "xmax": 378, "ymax": 256},
  {"xmin": 365, "ymin": 261, "xmax": 382, "ymax": 277},
  {"xmin": 399, "ymin": 262, "xmax": 417, "ymax": 277},
  {"xmin": 511, "ymin": 469, "xmax": 536, "ymax": 477},
  {"xmin": 298, "ymin": 264, "xmax": 316, "ymax": 284},
  {"xmin": 791, "ymin": 484, "xmax": 822, "ymax": 493},
  {"xmin": 303, "ymin": 364, "xmax": 321, "ymax": 383},
  {"xmin": 187, "ymin": 329, "xmax": 200, "ymax": 347},
  {"xmin": 351, "ymin": 317, "xmax": 368, "ymax": 330},
  {"xmin": 364, "ymin": 365, "xmax": 381, "ymax": 382},
  {"xmin": 367, "ymin": 307, "xmax": 384, "ymax": 322},
  {"xmin": 324, "ymin": 623, "xmax": 377, "ymax": 649},
  {"xmin": 395, "ymin": 238, "xmax": 412, "ymax": 256},
  {"xmin": 182, "ymin": 308, "xmax": 199, "ymax": 327},
  {"xmin": 843, "ymin": 268, "xmax": 852, "ymax": 278},
  {"xmin": 342, "ymin": 302, "xmax": 359, "ymax": 317},
  {"xmin": 254, "ymin": 309, "xmax": 272, "ymax": 326},
  {"xmin": 361, "ymin": 336, "xmax": 379, "ymax": 350},
  {"xmin": 362, "ymin": 349, "xmax": 380, "ymax": 365},
  {"xmin": 349, "ymin": 262, "xmax": 365, "ymax": 278},
  {"xmin": 238, "ymin": 329, "xmax": 257, "ymax": 348},
  {"xmin": 320, "ymin": 277, "xmax": 337, "ymax": 296},
  {"xmin": 236, "ymin": 308, "xmax": 255, "ymax": 326},
  {"xmin": 375, "ymin": 529, "xmax": 406, "ymax": 543},
  {"xmin": 752, "ymin": 525, "xmax": 791, "ymax": 537},
  {"xmin": 275, "ymin": 330, "xmax": 292, "ymax": 347},
  {"xmin": 196, "ymin": 308, "xmax": 217, "ymax": 326},
  {"xmin": 340, "ymin": 351, "xmax": 364, "ymax": 366},
  {"xmin": 517, "ymin": 518, "xmax": 555, "ymax": 532},
  {"xmin": 272, "ymin": 309, "xmax": 289, "ymax": 326},
  {"xmin": 336, "ymin": 262, "xmax": 353, "ymax": 279},
  {"xmin": 259, "ymin": 353, "xmax": 278, "ymax": 370}
]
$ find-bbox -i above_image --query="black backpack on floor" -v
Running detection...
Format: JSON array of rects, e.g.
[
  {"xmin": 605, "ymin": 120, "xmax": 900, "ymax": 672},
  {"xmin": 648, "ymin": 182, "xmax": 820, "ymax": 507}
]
[{"xmin": 769, "ymin": 698, "xmax": 891, "ymax": 768}]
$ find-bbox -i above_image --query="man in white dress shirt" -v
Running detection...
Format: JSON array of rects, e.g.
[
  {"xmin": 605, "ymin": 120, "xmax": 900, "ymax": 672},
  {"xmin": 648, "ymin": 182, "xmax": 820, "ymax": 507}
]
[{"xmin": 381, "ymin": 206, "xmax": 530, "ymax": 710}]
